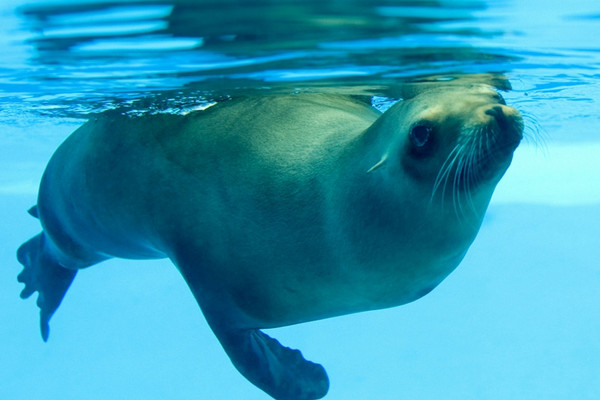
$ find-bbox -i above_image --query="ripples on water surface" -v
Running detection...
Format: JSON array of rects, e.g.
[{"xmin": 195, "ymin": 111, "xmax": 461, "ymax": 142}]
[
  {"xmin": 1, "ymin": 1, "xmax": 599, "ymax": 399},
  {"xmin": 0, "ymin": 0, "xmax": 595, "ymax": 123}
]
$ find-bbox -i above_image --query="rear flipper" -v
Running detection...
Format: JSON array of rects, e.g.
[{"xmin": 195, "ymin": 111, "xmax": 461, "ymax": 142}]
[
  {"xmin": 215, "ymin": 327, "xmax": 329, "ymax": 400},
  {"xmin": 17, "ymin": 233, "xmax": 77, "ymax": 342}
]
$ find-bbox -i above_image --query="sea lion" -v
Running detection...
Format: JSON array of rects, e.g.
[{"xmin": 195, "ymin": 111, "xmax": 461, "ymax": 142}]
[{"xmin": 17, "ymin": 83, "xmax": 523, "ymax": 400}]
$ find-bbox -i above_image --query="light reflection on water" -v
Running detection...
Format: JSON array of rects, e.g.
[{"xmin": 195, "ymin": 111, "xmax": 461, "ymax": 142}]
[
  {"xmin": 2, "ymin": 0, "xmax": 524, "ymax": 118},
  {"xmin": 0, "ymin": 0, "xmax": 595, "ymax": 140}
]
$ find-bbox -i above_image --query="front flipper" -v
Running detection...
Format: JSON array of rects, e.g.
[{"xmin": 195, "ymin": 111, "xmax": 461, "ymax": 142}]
[{"xmin": 216, "ymin": 327, "xmax": 329, "ymax": 400}]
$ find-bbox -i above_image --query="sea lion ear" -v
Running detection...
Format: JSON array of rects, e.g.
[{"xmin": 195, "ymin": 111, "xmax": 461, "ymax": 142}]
[
  {"xmin": 213, "ymin": 327, "xmax": 329, "ymax": 400},
  {"xmin": 389, "ymin": 73, "xmax": 512, "ymax": 100}
]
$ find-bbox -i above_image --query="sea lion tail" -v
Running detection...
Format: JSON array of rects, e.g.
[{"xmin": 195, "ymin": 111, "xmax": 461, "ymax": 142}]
[{"xmin": 17, "ymin": 232, "xmax": 77, "ymax": 342}]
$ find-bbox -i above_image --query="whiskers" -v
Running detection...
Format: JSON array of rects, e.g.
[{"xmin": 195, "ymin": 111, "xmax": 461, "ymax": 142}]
[
  {"xmin": 520, "ymin": 111, "xmax": 546, "ymax": 151},
  {"xmin": 429, "ymin": 126, "xmax": 493, "ymax": 219}
]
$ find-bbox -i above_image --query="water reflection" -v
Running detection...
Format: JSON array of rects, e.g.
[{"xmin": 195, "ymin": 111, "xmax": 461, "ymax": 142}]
[
  {"xmin": 22, "ymin": 1, "xmax": 493, "ymax": 54},
  {"xmin": 13, "ymin": 0, "xmax": 519, "ymax": 117}
]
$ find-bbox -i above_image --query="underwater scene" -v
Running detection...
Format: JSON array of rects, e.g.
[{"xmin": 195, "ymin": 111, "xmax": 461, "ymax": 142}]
[{"xmin": 1, "ymin": 0, "xmax": 599, "ymax": 399}]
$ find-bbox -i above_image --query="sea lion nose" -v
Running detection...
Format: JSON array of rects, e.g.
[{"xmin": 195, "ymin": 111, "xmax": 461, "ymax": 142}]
[
  {"xmin": 484, "ymin": 104, "xmax": 523, "ymax": 142},
  {"xmin": 485, "ymin": 105, "xmax": 508, "ymax": 130}
]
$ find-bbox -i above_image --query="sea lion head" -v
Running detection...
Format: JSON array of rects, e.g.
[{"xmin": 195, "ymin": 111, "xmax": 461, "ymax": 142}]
[{"xmin": 375, "ymin": 84, "xmax": 523, "ymax": 216}]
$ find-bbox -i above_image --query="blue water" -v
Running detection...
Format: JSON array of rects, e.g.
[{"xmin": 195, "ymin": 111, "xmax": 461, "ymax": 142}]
[{"xmin": 1, "ymin": 1, "xmax": 599, "ymax": 399}]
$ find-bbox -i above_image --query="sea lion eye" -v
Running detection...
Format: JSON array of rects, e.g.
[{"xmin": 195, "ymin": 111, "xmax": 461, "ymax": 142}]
[{"xmin": 410, "ymin": 124, "xmax": 432, "ymax": 148}]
